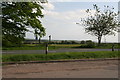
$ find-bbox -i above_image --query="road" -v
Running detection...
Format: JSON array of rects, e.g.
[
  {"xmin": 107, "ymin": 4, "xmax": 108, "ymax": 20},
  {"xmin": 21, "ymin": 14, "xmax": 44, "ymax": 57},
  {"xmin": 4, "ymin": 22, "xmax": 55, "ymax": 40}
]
[
  {"xmin": 2, "ymin": 48, "xmax": 118, "ymax": 54},
  {"xmin": 2, "ymin": 60, "xmax": 118, "ymax": 78}
]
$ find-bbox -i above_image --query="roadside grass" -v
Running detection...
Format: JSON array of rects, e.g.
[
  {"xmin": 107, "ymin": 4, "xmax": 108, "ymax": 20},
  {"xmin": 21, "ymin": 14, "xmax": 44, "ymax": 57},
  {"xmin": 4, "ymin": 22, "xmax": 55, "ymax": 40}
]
[
  {"xmin": 2, "ymin": 51, "xmax": 119, "ymax": 62},
  {"xmin": 95, "ymin": 43, "xmax": 120, "ymax": 49},
  {"xmin": 2, "ymin": 44, "xmax": 81, "ymax": 50},
  {"xmin": 74, "ymin": 43, "xmax": 120, "ymax": 49},
  {"xmin": 2, "ymin": 46, "xmax": 48, "ymax": 50},
  {"xmin": 2, "ymin": 43, "xmax": 120, "ymax": 50}
]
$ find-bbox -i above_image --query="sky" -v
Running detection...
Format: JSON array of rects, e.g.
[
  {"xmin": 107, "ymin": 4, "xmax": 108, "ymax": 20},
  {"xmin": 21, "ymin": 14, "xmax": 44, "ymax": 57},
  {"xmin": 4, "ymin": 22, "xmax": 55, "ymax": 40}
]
[{"xmin": 25, "ymin": 0, "xmax": 119, "ymax": 43}]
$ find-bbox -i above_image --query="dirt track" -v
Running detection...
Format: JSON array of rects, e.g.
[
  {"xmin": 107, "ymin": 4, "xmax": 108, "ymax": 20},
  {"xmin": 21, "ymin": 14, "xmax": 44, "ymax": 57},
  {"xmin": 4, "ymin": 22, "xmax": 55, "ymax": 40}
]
[{"xmin": 2, "ymin": 60, "xmax": 118, "ymax": 78}]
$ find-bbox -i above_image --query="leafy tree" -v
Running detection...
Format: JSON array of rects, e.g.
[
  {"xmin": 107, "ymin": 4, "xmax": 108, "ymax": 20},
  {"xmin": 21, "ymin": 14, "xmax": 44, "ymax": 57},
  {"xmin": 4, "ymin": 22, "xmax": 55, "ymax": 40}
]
[
  {"xmin": 2, "ymin": 2, "xmax": 46, "ymax": 47},
  {"xmin": 80, "ymin": 40, "xmax": 85, "ymax": 44},
  {"xmin": 86, "ymin": 40, "xmax": 93, "ymax": 43},
  {"xmin": 81, "ymin": 4, "xmax": 119, "ymax": 45},
  {"xmin": 70, "ymin": 41, "xmax": 77, "ymax": 44},
  {"xmin": 34, "ymin": 27, "xmax": 45, "ymax": 44}
]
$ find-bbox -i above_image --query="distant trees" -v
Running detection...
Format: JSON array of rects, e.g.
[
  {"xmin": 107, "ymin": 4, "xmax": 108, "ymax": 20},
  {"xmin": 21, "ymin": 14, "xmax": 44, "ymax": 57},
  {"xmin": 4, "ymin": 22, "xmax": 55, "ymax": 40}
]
[
  {"xmin": 80, "ymin": 40, "xmax": 86, "ymax": 44},
  {"xmin": 50, "ymin": 40, "xmax": 95, "ymax": 44},
  {"xmin": 79, "ymin": 40, "xmax": 95, "ymax": 48},
  {"xmin": 50, "ymin": 40, "xmax": 79, "ymax": 44},
  {"xmin": 2, "ymin": 2, "xmax": 46, "ymax": 47},
  {"xmin": 81, "ymin": 4, "xmax": 120, "ymax": 45}
]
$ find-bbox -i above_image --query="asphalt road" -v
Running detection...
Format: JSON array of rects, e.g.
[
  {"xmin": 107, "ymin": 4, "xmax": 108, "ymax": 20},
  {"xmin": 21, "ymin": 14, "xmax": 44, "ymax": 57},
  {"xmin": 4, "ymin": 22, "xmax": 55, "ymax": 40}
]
[{"xmin": 2, "ymin": 48, "xmax": 118, "ymax": 54}]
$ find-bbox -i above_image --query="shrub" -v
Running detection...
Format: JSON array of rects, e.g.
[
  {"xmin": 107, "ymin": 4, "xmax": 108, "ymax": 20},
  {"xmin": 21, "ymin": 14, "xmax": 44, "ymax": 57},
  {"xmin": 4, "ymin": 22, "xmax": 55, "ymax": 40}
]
[
  {"xmin": 80, "ymin": 42, "xmax": 95, "ymax": 48},
  {"xmin": 80, "ymin": 40, "xmax": 86, "ymax": 44}
]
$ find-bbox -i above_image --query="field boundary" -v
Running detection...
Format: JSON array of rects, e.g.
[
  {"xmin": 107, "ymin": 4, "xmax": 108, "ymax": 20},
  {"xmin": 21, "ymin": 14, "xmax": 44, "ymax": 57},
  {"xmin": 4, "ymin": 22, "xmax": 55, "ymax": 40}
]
[{"xmin": 2, "ymin": 58, "xmax": 119, "ymax": 65}]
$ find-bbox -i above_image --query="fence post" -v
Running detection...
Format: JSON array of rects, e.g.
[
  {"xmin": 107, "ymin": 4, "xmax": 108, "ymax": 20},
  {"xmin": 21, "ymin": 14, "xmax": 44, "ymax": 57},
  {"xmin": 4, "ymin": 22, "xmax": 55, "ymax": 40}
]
[
  {"xmin": 45, "ymin": 43, "xmax": 48, "ymax": 60},
  {"xmin": 112, "ymin": 44, "xmax": 114, "ymax": 51}
]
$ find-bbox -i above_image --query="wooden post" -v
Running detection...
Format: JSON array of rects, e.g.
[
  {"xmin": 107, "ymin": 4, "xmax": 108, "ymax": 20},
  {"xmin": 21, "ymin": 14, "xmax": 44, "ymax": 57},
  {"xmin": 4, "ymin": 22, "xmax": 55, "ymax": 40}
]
[
  {"xmin": 49, "ymin": 35, "xmax": 51, "ymax": 44},
  {"xmin": 45, "ymin": 43, "xmax": 48, "ymax": 60},
  {"xmin": 112, "ymin": 44, "xmax": 114, "ymax": 51}
]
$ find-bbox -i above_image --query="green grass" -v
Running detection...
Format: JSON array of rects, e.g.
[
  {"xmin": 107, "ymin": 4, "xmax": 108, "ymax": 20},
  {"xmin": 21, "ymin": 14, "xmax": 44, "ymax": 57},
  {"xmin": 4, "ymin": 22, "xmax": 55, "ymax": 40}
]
[
  {"xmin": 95, "ymin": 43, "xmax": 120, "ymax": 49},
  {"xmin": 74, "ymin": 43, "xmax": 120, "ymax": 49},
  {"xmin": 2, "ymin": 51, "xmax": 119, "ymax": 62},
  {"xmin": 2, "ymin": 44, "xmax": 81, "ymax": 50},
  {"xmin": 2, "ymin": 43, "xmax": 120, "ymax": 50},
  {"xmin": 2, "ymin": 45, "xmax": 59, "ymax": 50},
  {"xmin": 3, "ymin": 46, "xmax": 44, "ymax": 50}
]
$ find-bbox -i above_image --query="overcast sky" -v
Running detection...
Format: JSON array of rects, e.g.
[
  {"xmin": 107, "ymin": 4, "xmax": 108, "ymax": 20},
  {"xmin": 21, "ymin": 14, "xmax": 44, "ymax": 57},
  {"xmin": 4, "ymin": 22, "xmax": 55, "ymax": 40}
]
[{"xmin": 25, "ymin": 0, "xmax": 119, "ymax": 43}]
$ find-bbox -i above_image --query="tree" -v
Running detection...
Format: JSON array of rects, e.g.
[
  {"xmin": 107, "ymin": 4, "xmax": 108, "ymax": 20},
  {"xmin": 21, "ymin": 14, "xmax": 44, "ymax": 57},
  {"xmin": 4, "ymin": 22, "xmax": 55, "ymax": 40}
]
[
  {"xmin": 2, "ymin": 2, "xmax": 46, "ymax": 46},
  {"xmin": 80, "ymin": 40, "xmax": 85, "ymax": 44},
  {"xmin": 81, "ymin": 4, "xmax": 119, "ymax": 45},
  {"xmin": 34, "ymin": 27, "xmax": 46, "ymax": 44},
  {"xmin": 86, "ymin": 40, "xmax": 93, "ymax": 43}
]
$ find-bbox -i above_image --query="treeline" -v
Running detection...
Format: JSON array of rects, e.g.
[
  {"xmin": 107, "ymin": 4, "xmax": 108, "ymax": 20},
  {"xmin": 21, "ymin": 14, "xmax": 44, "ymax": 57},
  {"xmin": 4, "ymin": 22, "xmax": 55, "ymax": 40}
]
[
  {"xmin": 50, "ymin": 40, "xmax": 79, "ymax": 44},
  {"xmin": 50, "ymin": 40, "xmax": 94, "ymax": 44}
]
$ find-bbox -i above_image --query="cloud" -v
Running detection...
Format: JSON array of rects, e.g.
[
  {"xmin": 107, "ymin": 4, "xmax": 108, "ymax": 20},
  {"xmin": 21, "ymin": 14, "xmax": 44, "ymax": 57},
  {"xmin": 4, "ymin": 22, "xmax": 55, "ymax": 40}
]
[
  {"xmin": 41, "ymin": 2, "xmax": 55, "ymax": 10},
  {"xmin": 48, "ymin": 0, "xmax": 119, "ymax": 2},
  {"xmin": 39, "ymin": 2, "xmax": 98, "ymax": 41},
  {"xmin": 26, "ymin": 2, "xmax": 118, "ymax": 42},
  {"xmin": 42, "ymin": 10, "xmax": 59, "ymax": 16},
  {"xmin": 41, "ymin": 2, "xmax": 95, "ymax": 24},
  {"xmin": 40, "ymin": 8, "xmax": 97, "ymax": 41},
  {"xmin": 41, "ymin": 6, "xmax": 118, "ymax": 42},
  {"xmin": 42, "ymin": 9, "xmax": 95, "ymax": 24},
  {"xmin": 49, "ymin": 0, "xmax": 73, "ymax": 2}
]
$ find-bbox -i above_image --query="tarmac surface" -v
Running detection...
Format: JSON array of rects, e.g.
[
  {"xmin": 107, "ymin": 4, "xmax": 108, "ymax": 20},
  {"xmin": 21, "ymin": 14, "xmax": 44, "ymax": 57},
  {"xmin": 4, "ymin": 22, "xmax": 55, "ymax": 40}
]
[{"xmin": 2, "ymin": 48, "xmax": 118, "ymax": 54}]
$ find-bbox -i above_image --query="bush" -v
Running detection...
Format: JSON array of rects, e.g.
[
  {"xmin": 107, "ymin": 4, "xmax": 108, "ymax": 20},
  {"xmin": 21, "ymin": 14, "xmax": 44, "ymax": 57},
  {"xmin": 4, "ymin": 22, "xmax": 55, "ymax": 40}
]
[
  {"xmin": 80, "ymin": 40, "xmax": 86, "ymax": 44},
  {"xmin": 80, "ymin": 42, "xmax": 95, "ymax": 48}
]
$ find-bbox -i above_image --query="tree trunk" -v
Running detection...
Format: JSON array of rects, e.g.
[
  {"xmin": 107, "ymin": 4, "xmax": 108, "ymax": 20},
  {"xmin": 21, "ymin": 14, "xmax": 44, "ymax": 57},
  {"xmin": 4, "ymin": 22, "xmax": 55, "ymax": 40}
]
[
  {"xmin": 98, "ymin": 36, "xmax": 102, "ymax": 45},
  {"xmin": 39, "ymin": 37, "xmax": 41, "ymax": 44},
  {"xmin": 35, "ymin": 35, "xmax": 38, "ymax": 41}
]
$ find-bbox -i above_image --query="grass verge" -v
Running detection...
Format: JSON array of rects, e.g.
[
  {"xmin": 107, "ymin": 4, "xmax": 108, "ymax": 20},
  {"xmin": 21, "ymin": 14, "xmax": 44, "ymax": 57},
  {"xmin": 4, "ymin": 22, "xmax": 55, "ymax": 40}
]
[
  {"xmin": 2, "ymin": 51, "xmax": 119, "ymax": 62},
  {"xmin": 3, "ymin": 43, "xmax": 120, "ymax": 50}
]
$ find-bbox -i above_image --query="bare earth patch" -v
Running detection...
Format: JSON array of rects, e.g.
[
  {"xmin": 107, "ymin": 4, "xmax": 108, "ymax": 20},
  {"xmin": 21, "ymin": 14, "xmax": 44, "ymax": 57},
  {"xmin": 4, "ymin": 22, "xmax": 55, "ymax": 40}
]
[{"xmin": 2, "ymin": 60, "xmax": 118, "ymax": 78}]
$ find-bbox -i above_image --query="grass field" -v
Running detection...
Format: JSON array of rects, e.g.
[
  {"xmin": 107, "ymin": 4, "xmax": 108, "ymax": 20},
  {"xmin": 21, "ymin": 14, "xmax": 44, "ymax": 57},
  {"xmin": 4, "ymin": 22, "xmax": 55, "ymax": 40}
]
[
  {"xmin": 2, "ymin": 51, "xmax": 119, "ymax": 62},
  {"xmin": 2, "ymin": 43, "xmax": 119, "ymax": 50},
  {"xmin": 2, "ymin": 44, "xmax": 81, "ymax": 50}
]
